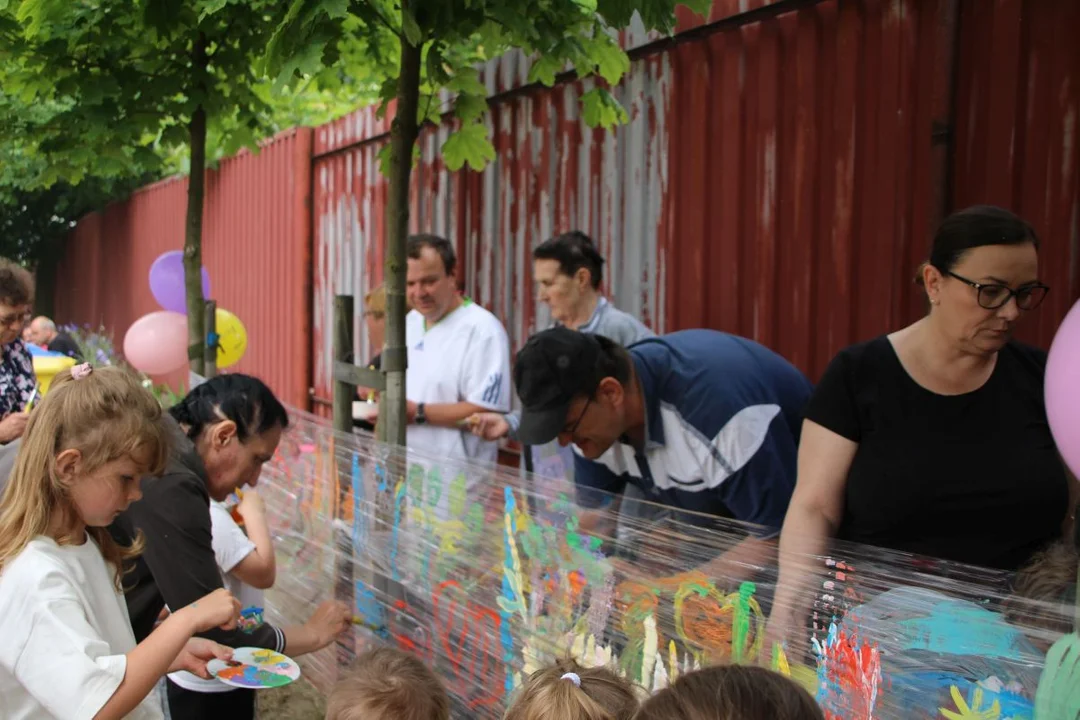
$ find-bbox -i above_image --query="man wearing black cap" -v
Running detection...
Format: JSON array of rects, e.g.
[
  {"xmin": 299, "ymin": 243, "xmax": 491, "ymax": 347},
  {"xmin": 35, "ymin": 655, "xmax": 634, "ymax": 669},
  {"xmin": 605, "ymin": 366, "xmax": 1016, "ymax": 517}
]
[{"xmin": 513, "ymin": 327, "xmax": 813, "ymax": 577}]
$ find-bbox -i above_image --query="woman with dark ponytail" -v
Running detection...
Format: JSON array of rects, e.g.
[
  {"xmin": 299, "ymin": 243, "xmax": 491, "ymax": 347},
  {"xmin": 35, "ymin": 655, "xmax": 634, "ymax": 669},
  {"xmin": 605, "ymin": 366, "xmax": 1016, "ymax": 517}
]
[{"xmin": 110, "ymin": 374, "xmax": 350, "ymax": 720}]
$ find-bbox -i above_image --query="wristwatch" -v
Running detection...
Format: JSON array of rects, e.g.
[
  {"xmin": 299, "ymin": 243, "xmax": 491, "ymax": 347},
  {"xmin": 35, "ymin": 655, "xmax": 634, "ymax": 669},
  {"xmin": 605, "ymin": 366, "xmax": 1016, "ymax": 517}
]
[{"xmin": 415, "ymin": 403, "xmax": 427, "ymax": 425}]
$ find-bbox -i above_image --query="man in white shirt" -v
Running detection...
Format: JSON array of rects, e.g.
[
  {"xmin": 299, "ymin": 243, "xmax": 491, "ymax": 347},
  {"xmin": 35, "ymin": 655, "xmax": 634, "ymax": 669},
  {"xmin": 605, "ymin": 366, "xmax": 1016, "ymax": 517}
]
[{"xmin": 395, "ymin": 234, "xmax": 512, "ymax": 466}]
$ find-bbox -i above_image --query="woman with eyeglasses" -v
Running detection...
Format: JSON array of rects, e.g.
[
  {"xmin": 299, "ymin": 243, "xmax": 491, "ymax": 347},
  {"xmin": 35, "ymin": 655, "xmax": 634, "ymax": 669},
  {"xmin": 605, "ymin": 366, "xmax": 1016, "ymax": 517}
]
[
  {"xmin": 0, "ymin": 258, "xmax": 36, "ymax": 446},
  {"xmin": 768, "ymin": 206, "xmax": 1077, "ymax": 648}
]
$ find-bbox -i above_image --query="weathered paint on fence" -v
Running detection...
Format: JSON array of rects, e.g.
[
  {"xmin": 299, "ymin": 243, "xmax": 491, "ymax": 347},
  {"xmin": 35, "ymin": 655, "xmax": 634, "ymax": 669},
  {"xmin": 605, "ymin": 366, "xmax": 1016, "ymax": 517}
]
[
  {"xmin": 311, "ymin": 50, "xmax": 673, "ymax": 410},
  {"xmin": 53, "ymin": 129, "xmax": 313, "ymax": 408}
]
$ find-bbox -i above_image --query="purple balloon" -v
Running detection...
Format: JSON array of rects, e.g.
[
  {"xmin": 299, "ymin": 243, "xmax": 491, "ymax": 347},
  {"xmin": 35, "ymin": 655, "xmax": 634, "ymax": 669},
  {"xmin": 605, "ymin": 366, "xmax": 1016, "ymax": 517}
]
[{"xmin": 149, "ymin": 250, "xmax": 211, "ymax": 314}]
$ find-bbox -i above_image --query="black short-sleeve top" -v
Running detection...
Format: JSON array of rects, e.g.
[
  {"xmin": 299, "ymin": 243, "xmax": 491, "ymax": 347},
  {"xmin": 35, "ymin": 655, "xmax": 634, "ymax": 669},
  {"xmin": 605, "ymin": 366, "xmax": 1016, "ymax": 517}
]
[{"xmin": 805, "ymin": 336, "xmax": 1067, "ymax": 570}]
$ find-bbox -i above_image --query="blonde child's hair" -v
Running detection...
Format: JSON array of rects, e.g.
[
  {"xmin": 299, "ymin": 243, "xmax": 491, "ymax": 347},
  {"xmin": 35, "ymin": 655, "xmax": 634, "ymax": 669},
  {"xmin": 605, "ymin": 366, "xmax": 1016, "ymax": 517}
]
[
  {"xmin": 364, "ymin": 285, "xmax": 387, "ymax": 317},
  {"xmin": 0, "ymin": 365, "xmax": 167, "ymax": 589},
  {"xmin": 326, "ymin": 646, "xmax": 450, "ymax": 720},
  {"xmin": 1004, "ymin": 541, "xmax": 1078, "ymax": 638},
  {"xmin": 363, "ymin": 284, "xmax": 411, "ymax": 317},
  {"xmin": 504, "ymin": 658, "xmax": 640, "ymax": 720},
  {"xmin": 634, "ymin": 665, "xmax": 824, "ymax": 720}
]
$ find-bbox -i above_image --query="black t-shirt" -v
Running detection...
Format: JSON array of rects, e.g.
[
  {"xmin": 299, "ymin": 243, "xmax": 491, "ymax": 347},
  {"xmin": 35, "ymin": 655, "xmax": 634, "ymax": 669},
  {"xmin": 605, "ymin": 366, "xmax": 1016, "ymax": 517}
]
[
  {"xmin": 47, "ymin": 331, "xmax": 81, "ymax": 359},
  {"xmin": 806, "ymin": 336, "xmax": 1067, "ymax": 571}
]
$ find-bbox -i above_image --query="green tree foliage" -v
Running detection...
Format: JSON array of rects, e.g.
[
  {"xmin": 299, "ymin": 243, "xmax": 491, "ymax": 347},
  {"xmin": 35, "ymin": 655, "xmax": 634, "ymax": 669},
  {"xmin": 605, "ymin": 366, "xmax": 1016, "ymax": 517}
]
[
  {"xmin": 0, "ymin": 0, "xmax": 380, "ymax": 371},
  {"xmin": 264, "ymin": 0, "xmax": 710, "ymax": 445}
]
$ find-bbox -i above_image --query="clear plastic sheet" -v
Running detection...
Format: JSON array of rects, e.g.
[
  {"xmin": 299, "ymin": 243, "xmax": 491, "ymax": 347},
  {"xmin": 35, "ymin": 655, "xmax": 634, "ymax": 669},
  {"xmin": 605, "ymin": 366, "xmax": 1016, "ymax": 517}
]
[{"xmin": 258, "ymin": 409, "xmax": 1076, "ymax": 719}]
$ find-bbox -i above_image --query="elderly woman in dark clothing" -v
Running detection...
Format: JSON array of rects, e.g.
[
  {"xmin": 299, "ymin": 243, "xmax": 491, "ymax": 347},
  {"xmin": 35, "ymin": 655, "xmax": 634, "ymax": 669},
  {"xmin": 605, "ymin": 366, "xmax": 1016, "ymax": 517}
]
[
  {"xmin": 0, "ymin": 258, "xmax": 36, "ymax": 446},
  {"xmin": 109, "ymin": 374, "xmax": 351, "ymax": 719},
  {"xmin": 770, "ymin": 206, "xmax": 1078, "ymax": 644}
]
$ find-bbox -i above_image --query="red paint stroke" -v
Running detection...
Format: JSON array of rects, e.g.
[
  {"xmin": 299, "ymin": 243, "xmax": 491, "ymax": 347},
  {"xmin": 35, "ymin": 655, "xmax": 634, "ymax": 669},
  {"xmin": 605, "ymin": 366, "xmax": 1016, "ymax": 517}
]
[
  {"xmin": 430, "ymin": 580, "xmax": 507, "ymax": 710},
  {"xmin": 819, "ymin": 625, "xmax": 881, "ymax": 720},
  {"xmin": 388, "ymin": 598, "xmax": 432, "ymax": 662},
  {"xmin": 569, "ymin": 570, "xmax": 587, "ymax": 606}
]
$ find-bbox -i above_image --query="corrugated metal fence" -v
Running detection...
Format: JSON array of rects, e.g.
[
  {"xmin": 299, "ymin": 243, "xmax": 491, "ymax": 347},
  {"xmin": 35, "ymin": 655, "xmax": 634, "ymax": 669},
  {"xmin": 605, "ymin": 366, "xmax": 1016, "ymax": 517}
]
[
  {"xmin": 54, "ymin": 129, "xmax": 313, "ymax": 408},
  {"xmin": 55, "ymin": 0, "xmax": 1079, "ymax": 412}
]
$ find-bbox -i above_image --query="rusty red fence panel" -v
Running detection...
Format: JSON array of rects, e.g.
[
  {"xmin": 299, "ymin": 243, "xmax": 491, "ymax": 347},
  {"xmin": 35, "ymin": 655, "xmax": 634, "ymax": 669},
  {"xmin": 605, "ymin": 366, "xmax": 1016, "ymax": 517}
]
[
  {"xmin": 952, "ymin": 0, "xmax": 1080, "ymax": 347},
  {"xmin": 53, "ymin": 129, "xmax": 313, "ymax": 408}
]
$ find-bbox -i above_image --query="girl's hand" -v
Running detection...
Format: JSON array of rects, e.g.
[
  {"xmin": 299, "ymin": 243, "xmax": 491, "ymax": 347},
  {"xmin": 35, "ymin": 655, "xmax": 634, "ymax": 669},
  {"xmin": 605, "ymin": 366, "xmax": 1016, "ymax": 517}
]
[
  {"xmin": 186, "ymin": 588, "xmax": 241, "ymax": 633},
  {"xmin": 170, "ymin": 638, "xmax": 234, "ymax": 679}
]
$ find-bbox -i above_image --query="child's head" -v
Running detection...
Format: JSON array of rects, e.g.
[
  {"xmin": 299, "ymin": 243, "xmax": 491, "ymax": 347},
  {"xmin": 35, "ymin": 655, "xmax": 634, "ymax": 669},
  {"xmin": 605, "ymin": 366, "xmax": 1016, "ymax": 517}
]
[
  {"xmin": 1005, "ymin": 541, "xmax": 1078, "ymax": 648},
  {"xmin": 0, "ymin": 365, "xmax": 167, "ymax": 586},
  {"xmin": 504, "ymin": 658, "xmax": 640, "ymax": 720},
  {"xmin": 326, "ymin": 646, "xmax": 450, "ymax": 720},
  {"xmin": 634, "ymin": 665, "xmax": 824, "ymax": 720}
]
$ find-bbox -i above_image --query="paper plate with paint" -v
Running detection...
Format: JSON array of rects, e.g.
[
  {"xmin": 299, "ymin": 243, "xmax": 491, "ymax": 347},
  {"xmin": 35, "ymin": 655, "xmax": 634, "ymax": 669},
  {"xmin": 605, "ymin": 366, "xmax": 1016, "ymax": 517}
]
[{"xmin": 207, "ymin": 648, "xmax": 301, "ymax": 689}]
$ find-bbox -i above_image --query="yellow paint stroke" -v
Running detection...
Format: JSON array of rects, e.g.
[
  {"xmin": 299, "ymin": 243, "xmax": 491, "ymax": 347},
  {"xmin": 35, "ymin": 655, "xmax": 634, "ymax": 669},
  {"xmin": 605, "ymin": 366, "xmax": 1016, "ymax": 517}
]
[
  {"xmin": 939, "ymin": 685, "xmax": 1002, "ymax": 720},
  {"xmin": 641, "ymin": 612, "xmax": 658, "ymax": 688},
  {"xmin": 251, "ymin": 649, "xmax": 288, "ymax": 665},
  {"xmin": 669, "ymin": 640, "xmax": 679, "ymax": 685},
  {"xmin": 771, "ymin": 642, "xmax": 792, "ymax": 677},
  {"xmin": 501, "ymin": 505, "xmax": 529, "ymax": 625}
]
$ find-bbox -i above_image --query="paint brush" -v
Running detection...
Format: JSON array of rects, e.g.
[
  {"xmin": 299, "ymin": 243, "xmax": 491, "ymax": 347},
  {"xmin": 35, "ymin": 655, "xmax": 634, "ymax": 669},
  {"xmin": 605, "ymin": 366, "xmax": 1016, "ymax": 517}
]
[
  {"xmin": 352, "ymin": 616, "xmax": 386, "ymax": 633},
  {"xmin": 23, "ymin": 386, "xmax": 38, "ymax": 413}
]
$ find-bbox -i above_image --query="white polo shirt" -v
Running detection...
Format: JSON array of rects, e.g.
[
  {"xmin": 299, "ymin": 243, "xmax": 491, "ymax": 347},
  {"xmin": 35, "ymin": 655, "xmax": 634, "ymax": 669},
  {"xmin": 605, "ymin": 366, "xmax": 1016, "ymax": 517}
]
[{"xmin": 405, "ymin": 299, "xmax": 512, "ymax": 465}]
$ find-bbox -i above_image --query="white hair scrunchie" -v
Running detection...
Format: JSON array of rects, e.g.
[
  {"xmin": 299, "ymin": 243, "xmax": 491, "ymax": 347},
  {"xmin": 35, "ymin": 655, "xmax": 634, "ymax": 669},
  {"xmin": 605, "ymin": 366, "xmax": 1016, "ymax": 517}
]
[{"xmin": 560, "ymin": 672, "xmax": 581, "ymax": 687}]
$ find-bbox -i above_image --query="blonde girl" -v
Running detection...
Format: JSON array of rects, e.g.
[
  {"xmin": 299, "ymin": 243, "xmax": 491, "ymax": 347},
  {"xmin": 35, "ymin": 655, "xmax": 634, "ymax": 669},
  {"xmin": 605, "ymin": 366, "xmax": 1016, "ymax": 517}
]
[
  {"xmin": 504, "ymin": 658, "xmax": 640, "ymax": 720},
  {"xmin": 0, "ymin": 364, "xmax": 240, "ymax": 720}
]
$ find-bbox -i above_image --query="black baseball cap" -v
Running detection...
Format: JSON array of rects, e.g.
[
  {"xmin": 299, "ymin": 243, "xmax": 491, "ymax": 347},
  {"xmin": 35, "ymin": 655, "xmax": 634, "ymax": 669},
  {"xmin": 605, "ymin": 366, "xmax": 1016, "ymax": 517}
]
[{"xmin": 513, "ymin": 327, "xmax": 603, "ymax": 446}]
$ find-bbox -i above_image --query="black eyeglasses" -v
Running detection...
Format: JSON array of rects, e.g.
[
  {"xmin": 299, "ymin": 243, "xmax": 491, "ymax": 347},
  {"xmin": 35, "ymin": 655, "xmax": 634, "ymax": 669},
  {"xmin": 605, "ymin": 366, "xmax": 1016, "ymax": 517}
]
[
  {"xmin": 563, "ymin": 397, "xmax": 592, "ymax": 436},
  {"xmin": 945, "ymin": 271, "xmax": 1050, "ymax": 311}
]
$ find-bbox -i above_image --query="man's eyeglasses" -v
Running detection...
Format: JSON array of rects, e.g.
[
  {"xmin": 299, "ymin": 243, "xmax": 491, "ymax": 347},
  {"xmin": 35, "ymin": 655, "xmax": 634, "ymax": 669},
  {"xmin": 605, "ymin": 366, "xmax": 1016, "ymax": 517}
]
[
  {"xmin": 945, "ymin": 271, "xmax": 1049, "ymax": 311},
  {"xmin": 563, "ymin": 397, "xmax": 592, "ymax": 437}
]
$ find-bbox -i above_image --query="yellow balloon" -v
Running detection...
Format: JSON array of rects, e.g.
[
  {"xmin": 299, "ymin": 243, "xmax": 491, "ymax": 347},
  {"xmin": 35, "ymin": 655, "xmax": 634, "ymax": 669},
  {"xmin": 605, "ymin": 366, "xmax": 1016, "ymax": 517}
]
[
  {"xmin": 33, "ymin": 355, "xmax": 77, "ymax": 396},
  {"xmin": 215, "ymin": 308, "xmax": 248, "ymax": 369}
]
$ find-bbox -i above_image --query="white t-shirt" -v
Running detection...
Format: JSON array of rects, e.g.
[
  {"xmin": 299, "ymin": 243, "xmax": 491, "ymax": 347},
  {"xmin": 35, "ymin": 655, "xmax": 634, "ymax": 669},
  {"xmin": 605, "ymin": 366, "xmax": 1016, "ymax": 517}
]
[
  {"xmin": 167, "ymin": 501, "xmax": 264, "ymax": 693},
  {"xmin": 0, "ymin": 534, "xmax": 163, "ymax": 720},
  {"xmin": 405, "ymin": 300, "xmax": 512, "ymax": 465}
]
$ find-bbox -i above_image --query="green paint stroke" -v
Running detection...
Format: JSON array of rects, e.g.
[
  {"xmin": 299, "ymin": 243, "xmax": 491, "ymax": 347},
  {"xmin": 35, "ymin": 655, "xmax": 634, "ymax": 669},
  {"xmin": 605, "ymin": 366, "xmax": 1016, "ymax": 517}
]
[
  {"xmin": 407, "ymin": 463, "xmax": 425, "ymax": 504},
  {"xmin": 732, "ymin": 581, "xmax": 756, "ymax": 664},
  {"xmin": 448, "ymin": 472, "xmax": 467, "ymax": 517},
  {"xmin": 425, "ymin": 465, "xmax": 443, "ymax": 508}
]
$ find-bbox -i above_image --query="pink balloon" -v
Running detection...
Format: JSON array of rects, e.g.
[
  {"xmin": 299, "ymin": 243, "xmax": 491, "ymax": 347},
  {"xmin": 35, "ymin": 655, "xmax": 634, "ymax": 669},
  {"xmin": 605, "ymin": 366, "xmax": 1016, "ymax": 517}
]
[
  {"xmin": 1046, "ymin": 299, "xmax": 1080, "ymax": 479},
  {"xmin": 123, "ymin": 311, "xmax": 188, "ymax": 376}
]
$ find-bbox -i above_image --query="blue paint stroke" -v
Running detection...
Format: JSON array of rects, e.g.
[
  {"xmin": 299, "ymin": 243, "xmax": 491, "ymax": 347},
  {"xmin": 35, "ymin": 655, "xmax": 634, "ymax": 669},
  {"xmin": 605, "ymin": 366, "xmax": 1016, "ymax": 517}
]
[
  {"xmin": 353, "ymin": 584, "xmax": 389, "ymax": 639},
  {"xmin": 375, "ymin": 462, "xmax": 388, "ymax": 493},
  {"xmin": 898, "ymin": 598, "xmax": 1028, "ymax": 660},
  {"xmin": 390, "ymin": 480, "xmax": 405, "ymax": 582},
  {"xmin": 351, "ymin": 452, "xmax": 366, "ymax": 553},
  {"xmin": 813, "ymin": 621, "xmax": 840, "ymax": 706},
  {"xmin": 499, "ymin": 486, "xmax": 518, "ymax": 697}
]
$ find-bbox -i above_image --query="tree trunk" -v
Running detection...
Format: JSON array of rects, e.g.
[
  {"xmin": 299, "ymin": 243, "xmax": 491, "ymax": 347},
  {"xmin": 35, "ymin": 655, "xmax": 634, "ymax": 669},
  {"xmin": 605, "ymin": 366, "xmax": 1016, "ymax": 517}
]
[
  {"xmin": 185, "ymin": 33, "xmax": 208, "ymax": 376},
  {"xmin": 381, "ymin": 33, "xmax": 423, "ymax": 447}
]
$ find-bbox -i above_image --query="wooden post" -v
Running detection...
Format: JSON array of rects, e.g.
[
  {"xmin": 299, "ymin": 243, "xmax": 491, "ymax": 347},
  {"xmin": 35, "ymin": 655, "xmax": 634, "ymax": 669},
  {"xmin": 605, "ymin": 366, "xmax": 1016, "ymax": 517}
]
[
  {"xmin": 331, "ymin": 295, "xmax": 355, "ymax": 668},
  {"xmin": 333, "ymin": 296, "xmax": 354, "ymax": 435},
  {"xmin": 203, "ymin": 300, "xmax": 217, "ymax": 379}
]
